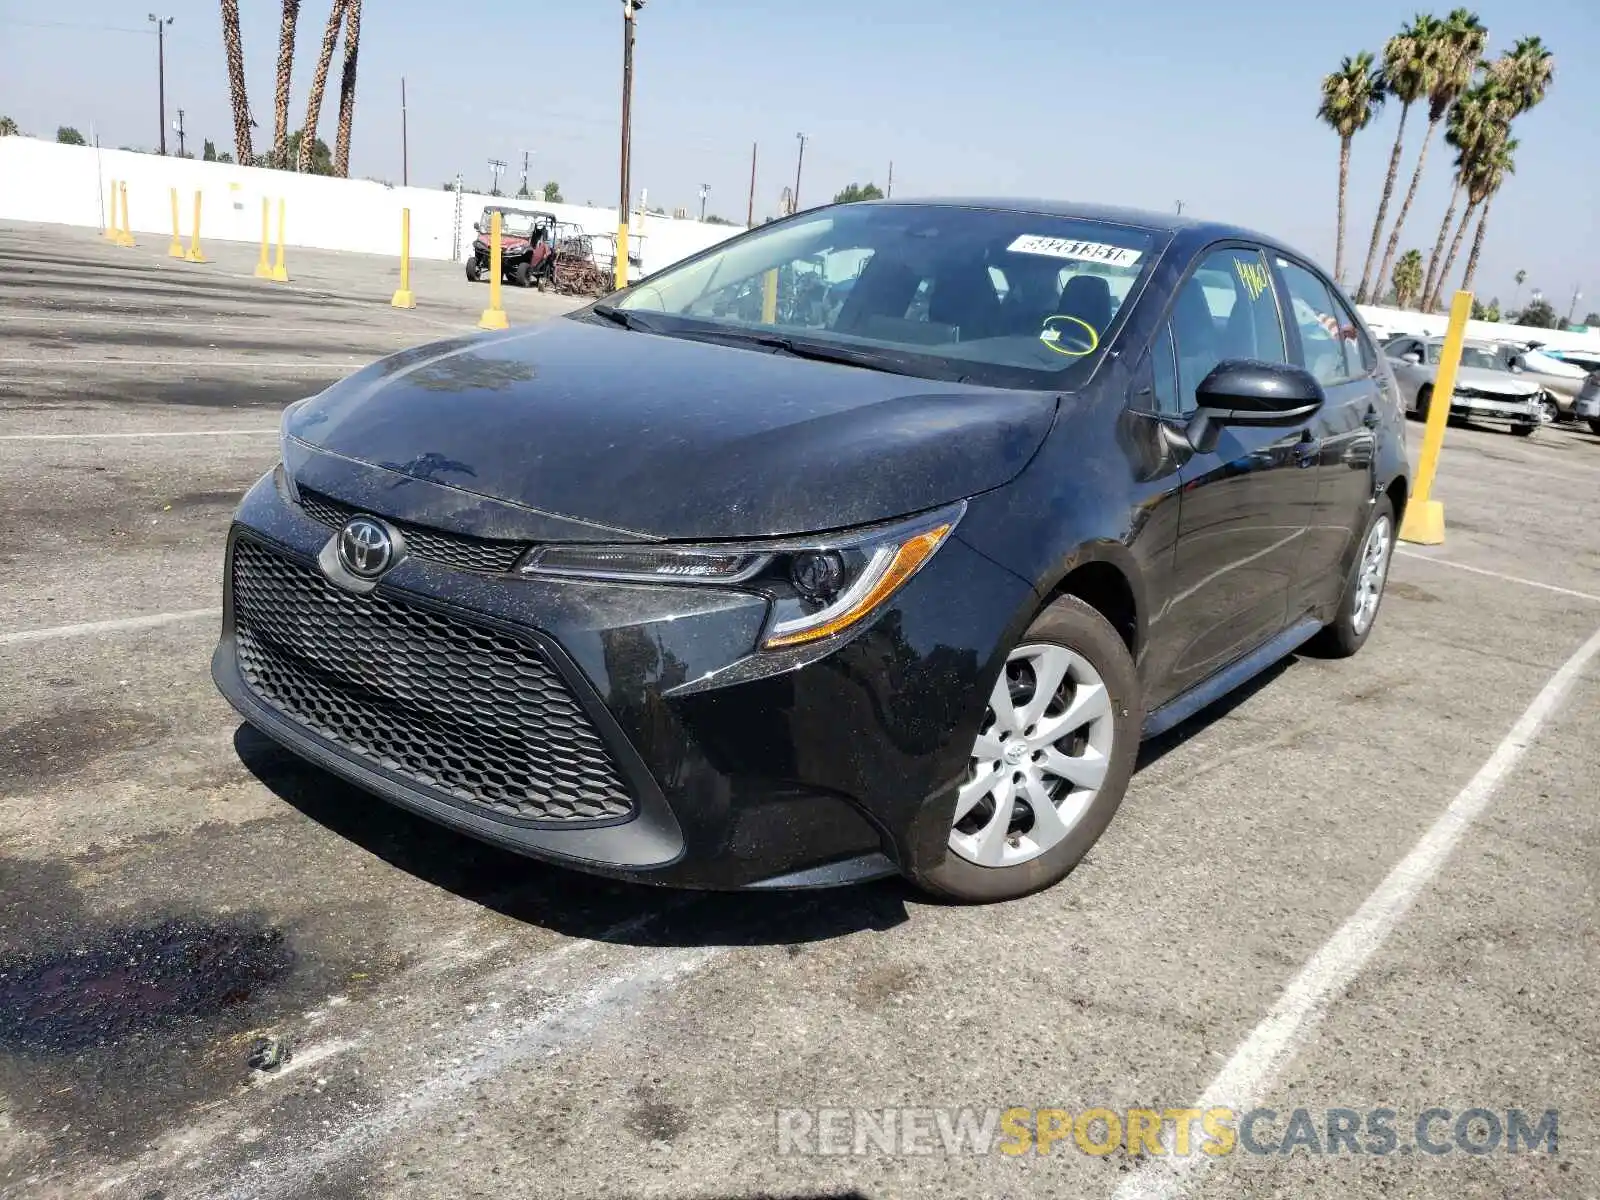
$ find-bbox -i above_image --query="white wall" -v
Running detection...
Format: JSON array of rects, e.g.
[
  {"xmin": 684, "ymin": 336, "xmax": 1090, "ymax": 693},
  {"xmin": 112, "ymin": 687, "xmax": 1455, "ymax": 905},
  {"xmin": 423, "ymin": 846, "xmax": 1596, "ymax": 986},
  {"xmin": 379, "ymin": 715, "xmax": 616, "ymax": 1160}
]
[
  {"xmin": 0, "ymin": 136, "xmax": 742, "ymax": 277},
  {"xmin": 1357, "ymin": 302, "xmax": 1600, "ymax": 353}
]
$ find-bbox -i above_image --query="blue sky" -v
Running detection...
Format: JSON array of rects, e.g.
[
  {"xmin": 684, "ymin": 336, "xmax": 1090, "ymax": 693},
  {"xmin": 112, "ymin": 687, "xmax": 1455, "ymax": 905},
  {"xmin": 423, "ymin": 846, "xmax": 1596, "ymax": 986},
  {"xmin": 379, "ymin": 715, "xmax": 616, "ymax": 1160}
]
[{"xmin": 3, "ymin": 0, "xmax": 1595, "ymax": 313}]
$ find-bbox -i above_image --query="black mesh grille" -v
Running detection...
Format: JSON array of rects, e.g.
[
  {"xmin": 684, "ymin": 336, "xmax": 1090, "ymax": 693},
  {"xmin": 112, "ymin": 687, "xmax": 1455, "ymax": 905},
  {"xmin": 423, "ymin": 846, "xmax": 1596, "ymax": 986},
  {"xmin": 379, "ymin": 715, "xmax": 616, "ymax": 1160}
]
[
  {"xmin": 230, "ymin": 538, "xmax": 635, "ymax": 825},
  {"xmin": 298, "ymin": 489, "xmax": 528, "ymax": 574}
]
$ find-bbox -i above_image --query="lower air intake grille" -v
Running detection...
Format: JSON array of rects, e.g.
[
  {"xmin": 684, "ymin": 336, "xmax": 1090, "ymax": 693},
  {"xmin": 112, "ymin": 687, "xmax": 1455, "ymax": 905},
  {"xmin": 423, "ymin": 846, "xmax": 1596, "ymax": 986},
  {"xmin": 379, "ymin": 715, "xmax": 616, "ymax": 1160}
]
[{"xmin": 230, "ymin": 538, "xmax": 634, "ymax": 826}]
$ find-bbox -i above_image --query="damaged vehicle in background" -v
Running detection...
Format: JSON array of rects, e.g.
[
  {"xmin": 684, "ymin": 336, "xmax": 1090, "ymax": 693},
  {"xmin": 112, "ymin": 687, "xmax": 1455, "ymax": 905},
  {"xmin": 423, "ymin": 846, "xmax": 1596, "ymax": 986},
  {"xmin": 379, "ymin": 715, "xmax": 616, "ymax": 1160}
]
[
  {"xmin": 465, "ymin": 206, "xmax": 557, "ymax": 288},
  {"xmin": 1383, "ymin": 334, "xmax": 1544, "ymax": 436},
  {"xmin": 213, "ymin": 198, "xmax": 1408, "ymax": 904}
]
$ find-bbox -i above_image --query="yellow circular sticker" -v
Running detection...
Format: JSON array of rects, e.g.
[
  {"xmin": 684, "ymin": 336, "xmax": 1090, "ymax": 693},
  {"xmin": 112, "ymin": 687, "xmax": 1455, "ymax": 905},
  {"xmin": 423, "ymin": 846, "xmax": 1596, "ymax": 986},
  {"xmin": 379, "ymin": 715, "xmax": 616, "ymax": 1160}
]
[{"xmin": 1039, "ymin": 314, "xmax": 1100, "ymax": 357}]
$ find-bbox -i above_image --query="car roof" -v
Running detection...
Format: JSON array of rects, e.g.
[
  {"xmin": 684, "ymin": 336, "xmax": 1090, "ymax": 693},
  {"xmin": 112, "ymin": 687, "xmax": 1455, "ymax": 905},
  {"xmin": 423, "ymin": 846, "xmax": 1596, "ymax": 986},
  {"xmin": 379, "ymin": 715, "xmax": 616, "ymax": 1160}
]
[{"xmin": 863, "ymin": 196, "xmax": 1295, "ymax": 253}]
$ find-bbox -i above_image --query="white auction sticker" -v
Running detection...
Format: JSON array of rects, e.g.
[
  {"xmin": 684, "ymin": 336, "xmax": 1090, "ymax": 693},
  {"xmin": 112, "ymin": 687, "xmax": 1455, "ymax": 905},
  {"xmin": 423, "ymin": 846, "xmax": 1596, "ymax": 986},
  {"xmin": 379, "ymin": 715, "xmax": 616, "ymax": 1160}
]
[{"xmin": 1007, "ymin": 235, "xmax": 1142, "ymax": 268}]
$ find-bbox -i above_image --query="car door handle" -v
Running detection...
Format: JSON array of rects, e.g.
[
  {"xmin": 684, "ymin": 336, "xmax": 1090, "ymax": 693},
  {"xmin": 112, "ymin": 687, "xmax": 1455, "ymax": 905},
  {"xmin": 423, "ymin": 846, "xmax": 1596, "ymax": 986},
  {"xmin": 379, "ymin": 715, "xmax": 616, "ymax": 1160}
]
[
  {"xmin": 1362, "ymin": 405, "xmax": 1381, "ymax": 429},
  {"xmin": 1294, "ymin": 433, "xmax": 1321, "ymax": 467}
]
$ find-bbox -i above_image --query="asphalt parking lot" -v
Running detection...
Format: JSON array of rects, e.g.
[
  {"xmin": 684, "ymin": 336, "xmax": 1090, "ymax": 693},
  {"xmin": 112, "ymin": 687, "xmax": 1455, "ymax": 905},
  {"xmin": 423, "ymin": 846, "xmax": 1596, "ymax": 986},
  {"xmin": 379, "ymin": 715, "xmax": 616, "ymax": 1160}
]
[{"xmin": 2, "ymin": 219, "xmax": 1598, "ymax": 1200}]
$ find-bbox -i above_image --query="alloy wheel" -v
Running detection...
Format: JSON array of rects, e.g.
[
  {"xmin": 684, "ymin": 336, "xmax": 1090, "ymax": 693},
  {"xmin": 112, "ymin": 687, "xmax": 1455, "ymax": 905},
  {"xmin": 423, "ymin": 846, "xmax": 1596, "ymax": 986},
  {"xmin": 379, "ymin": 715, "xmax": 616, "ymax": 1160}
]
[
  {"xmin": 1352, "ymin": 514, "xmax": 1392, "ymax": 635},
  {"xmin": 950, "ymin": 643, "xmax": 1115, "ymax": 868}
]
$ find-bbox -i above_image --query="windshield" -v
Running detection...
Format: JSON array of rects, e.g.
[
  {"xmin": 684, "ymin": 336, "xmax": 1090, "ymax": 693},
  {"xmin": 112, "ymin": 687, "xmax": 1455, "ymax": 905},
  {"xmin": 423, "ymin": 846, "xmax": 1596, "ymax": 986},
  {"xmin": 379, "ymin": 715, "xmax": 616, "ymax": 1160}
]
[
  {"xmin": 1427, "ymin": 343, "xmax": 1503, "ymax": 371},
  {"xmin": 484, "ymin": 210, "xmax": 541, "ymax": 237},
  {"xmin": 609, "ymin": 203, "xmax": 1159, "ymax": 389}
]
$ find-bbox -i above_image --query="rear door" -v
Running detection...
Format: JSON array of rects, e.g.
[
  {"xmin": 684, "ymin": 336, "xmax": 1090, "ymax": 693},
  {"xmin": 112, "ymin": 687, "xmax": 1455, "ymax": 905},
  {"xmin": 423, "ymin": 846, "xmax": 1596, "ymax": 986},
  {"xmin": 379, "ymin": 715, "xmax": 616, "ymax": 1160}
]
[
  {"xmin": 1138, "ymin": 244, "xmax": 1317, "ymax": 706},
  {"xmin": 1272, "ymin": 256, "xmax": 1382, "ymax": 617}
]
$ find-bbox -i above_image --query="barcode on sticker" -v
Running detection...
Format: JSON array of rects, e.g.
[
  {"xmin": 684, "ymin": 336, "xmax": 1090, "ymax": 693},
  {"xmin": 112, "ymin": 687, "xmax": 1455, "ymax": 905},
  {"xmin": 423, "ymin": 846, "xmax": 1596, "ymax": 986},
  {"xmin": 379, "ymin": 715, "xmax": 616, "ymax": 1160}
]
[{"xmin": 1007, "ymin": 235, "xmax": 1142, "ymax": 268}]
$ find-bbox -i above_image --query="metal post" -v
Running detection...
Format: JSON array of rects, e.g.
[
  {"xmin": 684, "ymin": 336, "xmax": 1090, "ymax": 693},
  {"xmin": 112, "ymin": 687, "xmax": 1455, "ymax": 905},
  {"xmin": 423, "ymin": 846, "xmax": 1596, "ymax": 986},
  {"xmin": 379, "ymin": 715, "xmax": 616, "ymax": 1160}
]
[
  {"xmin": 479, "ymin": 211, "xmax": 509, "ymax": 330},
  {"xmin": 270, "ymin": 198, "xmax": 288, "ymax": 281},
  {"xmin": 254, "ymin": 197, "xmax": 272, "ymax": 276},
  {"xmin": 401, "ymin": 77, "xmax": 409, "ymax": 187},
  {"xmin": 169, "ymin": 187, "xmax": 185, "ymax": 257},
  {"xmin": 698, "ymin": 183, "xmax": 708, "ymax": 222},
  {"xmin": 391, "ymin": 208, "xmax": 415, "ymax": 308},
  {"xmin": 616, "ymin": 0, "xmax": 643, "ymax": 291},
  {"xmin": 793, "ymin": 132, "xmax": 806, "ymax": 212},
  {"xmin": 149, "ymin": 15, "xmax": 174, "ymax": 155},
  {"xmin": 173, "ymin": 108, "xmax": 186, "ymax": 156},
  {"xmin": 1565, "ymin": 285, "xmax": 1583, "ymax": 327},
  {"xmin": 1399, "ymin": 290, "xmax": 1473, "ymax": 545},
  {"xmin": 747, "ymin": 142, "xmax": 756, "ymax": 226},
  {"xmin": 886, "ymin": 160, "xmax": 893, "ymax": 199},
  {"xmin": 451, "ymin": 174, "xmax": 463, "ymax": 261}
]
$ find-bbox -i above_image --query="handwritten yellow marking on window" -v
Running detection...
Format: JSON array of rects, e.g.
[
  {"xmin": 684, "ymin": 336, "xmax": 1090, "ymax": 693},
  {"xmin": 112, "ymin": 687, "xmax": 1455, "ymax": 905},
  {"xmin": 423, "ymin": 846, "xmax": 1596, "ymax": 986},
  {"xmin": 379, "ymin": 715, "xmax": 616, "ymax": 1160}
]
[{"xmin": 1235, "ymin": 259, "xmax": 1272, "ymax": 302}]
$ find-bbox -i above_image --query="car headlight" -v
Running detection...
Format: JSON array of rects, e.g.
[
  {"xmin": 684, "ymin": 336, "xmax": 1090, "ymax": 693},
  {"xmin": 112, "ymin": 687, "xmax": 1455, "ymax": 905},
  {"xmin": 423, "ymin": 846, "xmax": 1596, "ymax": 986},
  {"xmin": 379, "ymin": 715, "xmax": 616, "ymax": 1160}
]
[{"xmin": 519, "ymin": 503, "xmax": 964, "ymax": 650}]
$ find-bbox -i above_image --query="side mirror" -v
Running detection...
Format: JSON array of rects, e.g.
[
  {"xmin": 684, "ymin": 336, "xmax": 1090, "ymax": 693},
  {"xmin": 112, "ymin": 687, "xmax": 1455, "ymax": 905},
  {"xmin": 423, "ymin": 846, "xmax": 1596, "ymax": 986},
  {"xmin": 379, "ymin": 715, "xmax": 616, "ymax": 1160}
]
[
  {"xmin": 1509, "ymin": 358, "xmax": 1525, "ymax": 372},
  {"xmin": 473, "ymin": 222, "xmax": 483, "ymax": 234},
  {"xmin": 1402, "ymin": 351, "xmax": 1422, "ymax": 364},
  {"xmin": 1187, "ymin": 359, "xmax": 1324, "ymax": 449}
]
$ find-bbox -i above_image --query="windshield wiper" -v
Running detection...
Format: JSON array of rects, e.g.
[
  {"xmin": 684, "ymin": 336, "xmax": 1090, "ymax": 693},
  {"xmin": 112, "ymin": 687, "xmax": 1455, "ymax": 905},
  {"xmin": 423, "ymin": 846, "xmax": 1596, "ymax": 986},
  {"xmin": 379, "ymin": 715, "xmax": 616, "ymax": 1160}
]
[
  {"xmin": 682, "ymin": 328, "xmax": 929, "ymax": 377},
  {"xmin": 589, "ymin": 303, "xmax": 657, "ymax": 332}
]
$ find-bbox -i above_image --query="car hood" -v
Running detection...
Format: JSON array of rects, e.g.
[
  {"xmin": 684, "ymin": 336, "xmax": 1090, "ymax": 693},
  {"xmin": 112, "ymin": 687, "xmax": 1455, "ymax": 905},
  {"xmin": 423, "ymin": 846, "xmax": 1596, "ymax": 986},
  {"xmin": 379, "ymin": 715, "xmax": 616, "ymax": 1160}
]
[
  {"xmin": 1451, "ymin": 365, "xmax": 1540, "ymax": 396},
  {"xmin": 284, "ymin": 320, "xmax": 1058, "ymax": 541}
]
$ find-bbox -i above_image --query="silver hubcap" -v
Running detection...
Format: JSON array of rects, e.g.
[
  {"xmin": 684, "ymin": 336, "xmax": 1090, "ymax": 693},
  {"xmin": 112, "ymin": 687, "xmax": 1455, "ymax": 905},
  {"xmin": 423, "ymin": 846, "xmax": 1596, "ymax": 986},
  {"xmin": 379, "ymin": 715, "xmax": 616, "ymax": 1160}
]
[
  {"xmin": 950, "ymin": 643, "xmax": 1115, "ymax": 868},
  {"xmin": 1538, "ymin": 399, "xmax": 1558, "ymax": 424},
  {"xmin": 1352, "ymin": 514, "xmax": 1392, "ymax": 635}
]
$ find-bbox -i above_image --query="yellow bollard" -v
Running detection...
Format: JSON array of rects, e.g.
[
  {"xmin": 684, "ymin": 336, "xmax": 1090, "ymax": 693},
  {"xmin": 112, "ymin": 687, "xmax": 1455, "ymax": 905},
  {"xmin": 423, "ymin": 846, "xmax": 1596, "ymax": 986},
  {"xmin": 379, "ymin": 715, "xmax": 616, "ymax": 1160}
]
[
  {"xmin": 270, "ymin": 198, "xmax": 289, "ymax": 282},
  {"xmin": 391, "ymin": 207, "xmax": 416, "ymax": 309},
  {"xmin": 184, "ymin": 190, "xmax": 206, "ymax": 262},
  {"xmin": 168, "ymin": 187, "xmax": 184, "ymax": 257},
  {"xmin": 478, "ymin": 211, "xmax": 509, "ymax": 330},
  {"xmin": 1399, "ymin": 289, "xmax": 1474, "ymax": 546},
  {"xmin": 105, "ymin": 179, "xmax": 121, "ymax": 241},
  {"xmin": 761, "ymin": 268, "xmax": 778, "ymax": 324},
  {"xmin": 253, "ymin": 198, "xmax": 272, "ymax": 278},
  {"xmin": 614, "ymin": 221, "xmax": 630, "ymax": 292},
  {"xmin": 116, "ymin": 182, "xmax": 136, "ymax": 247}
]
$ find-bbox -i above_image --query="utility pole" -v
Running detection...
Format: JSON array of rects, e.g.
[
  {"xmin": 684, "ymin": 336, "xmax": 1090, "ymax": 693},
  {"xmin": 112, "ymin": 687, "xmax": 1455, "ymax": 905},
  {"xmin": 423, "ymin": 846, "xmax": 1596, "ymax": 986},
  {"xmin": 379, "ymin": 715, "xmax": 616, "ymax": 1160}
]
[
  {"xmin": 747, "ymin": 142, "xmax": 757, "ymax": 226},
  {"xmin": 519, "ymin": 149, "xmax": 534, "ymax": 198},
  {"xmin": 698, "ymin": 183, "xmax": 709, "ymax": 222},
  {"xmin": 886, "ymin": 160, "xmax": 893, "ymax": 199},
  {"xmin": 1175, "ymin": 200, "xmax": 1184, "ymax": 215},
  {"xmin": 616, "ymin": 0, "xmax": 644, "ymax": 290},
  {"xmin": 792, "ymin": 132, "xmax": 807, "ymax": 212},
  {"xmin": 148, "ymin": 14, "xmax": 174, "ymax": 154},
  {"xmin": 401, "ymin": 77, "xmax": 409, "ymax": 186},
  {"xmin": 487, "ymin": 157, "xmax": 506, "ymax": 195},
  {"xmin": 172, "ymin": 108, "xmax": 186, "ymax": 157},
  {"xmin": 1565, "ymin": 284, "xmax": 1583, "ymax": 327}
]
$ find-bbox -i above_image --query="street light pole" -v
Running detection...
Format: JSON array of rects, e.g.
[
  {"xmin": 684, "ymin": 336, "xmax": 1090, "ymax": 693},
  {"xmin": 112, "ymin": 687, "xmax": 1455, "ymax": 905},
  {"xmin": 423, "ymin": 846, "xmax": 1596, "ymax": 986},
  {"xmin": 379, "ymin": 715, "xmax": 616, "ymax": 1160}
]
[
  {"xmin": 401, "ymin": 77, "xmax": 409, "ymax": 187},
  {"xmin": 698, "ymin": 183, "xmax": 709, "ymax": 222},
  {"xmin": 148, "ymin": 14, "xmax": 174, "ymax": 155},
  {"xmin": 792, "ymin": 132, "xmax": 806, "ymax": 213},
  {"xmin": 616, "ymin": 0, "xmax": 643, "ymax": 290}
]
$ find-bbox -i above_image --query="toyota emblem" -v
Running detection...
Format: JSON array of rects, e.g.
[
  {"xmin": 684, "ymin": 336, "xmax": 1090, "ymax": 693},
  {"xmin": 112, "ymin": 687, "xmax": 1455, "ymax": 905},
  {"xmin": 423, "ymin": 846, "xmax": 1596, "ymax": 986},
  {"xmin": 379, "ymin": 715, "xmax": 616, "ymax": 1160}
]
[{"xmin": 337, "ymin": 516, "xmax": 395, "ymax": 579}]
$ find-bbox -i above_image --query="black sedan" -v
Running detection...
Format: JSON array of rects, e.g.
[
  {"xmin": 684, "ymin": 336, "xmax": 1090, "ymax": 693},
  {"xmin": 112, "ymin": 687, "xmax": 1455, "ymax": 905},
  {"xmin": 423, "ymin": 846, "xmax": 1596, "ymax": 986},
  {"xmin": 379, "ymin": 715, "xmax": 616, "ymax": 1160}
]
[{"xmin": 212, "ymin": 198, "xmax": 1409, "ymax": 903}]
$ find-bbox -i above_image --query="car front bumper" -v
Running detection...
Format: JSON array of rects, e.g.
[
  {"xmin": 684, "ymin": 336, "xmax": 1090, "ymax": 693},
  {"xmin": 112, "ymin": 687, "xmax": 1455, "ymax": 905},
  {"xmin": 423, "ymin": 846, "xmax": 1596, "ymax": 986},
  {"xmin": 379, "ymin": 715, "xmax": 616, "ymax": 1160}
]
[
  {"xmin": 1448, "ymin": 392, "xmax": 1540, "ymax": 422},
  {"xmin": 211, "ymin": 469, "xmax": 1035, "ymax": 890}
]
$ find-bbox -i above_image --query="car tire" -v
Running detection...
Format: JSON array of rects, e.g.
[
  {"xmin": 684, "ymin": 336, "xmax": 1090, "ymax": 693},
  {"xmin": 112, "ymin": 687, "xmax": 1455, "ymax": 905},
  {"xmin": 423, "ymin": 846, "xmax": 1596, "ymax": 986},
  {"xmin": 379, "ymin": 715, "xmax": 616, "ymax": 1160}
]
[
  {"xmin": 1411, "ymin": 386, "xmax": 1431, "ymax": 422},
  {"xmin": 1590, "ymin": 418, "xmax": 1600, "ymax": 436},
  {"xmin": 465, "ymin": 261, "xmax": 480, "ymax": 282},
  {"xmin": 514, "ymin": 262, "xmax": 532, "ymax": 288},
  {"xmin": 1537, "ymin": 396, "xmax": 1560, "ymax": 424},
  {"xmin": 1509, "ymin": 423, "xmax": 1536, "ymax": 437},
  {"xmin": 916, "ymin": 596, "xmax": 1141, "ymax": 904},
  {"xmin": 1306, "ymin": 494, "xmax": 1395, "ymax": 660}
]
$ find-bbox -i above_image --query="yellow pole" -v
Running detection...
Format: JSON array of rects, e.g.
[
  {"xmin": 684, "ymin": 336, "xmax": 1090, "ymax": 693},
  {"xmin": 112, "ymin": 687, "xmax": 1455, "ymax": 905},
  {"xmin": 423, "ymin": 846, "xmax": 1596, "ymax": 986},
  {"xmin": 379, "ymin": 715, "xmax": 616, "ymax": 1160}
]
[
  {"xmin": 116, "ymin": 182, "xmax": 136, "ymax": 247},
  {"xmin": 184, "ymin": 189, "xmax": 206, "ymax": 262},
  {"xmin": 253, "ymin": 198, "xmax": 272, "ymax": 278},
  {"xmin": 391, "ymin": 207, "xmax": 416, "ymax": 308},
  {"xmin": 269, "ymin": 198, "xmax": 289, "ymax": 281},
  {"xmin": 168, "ymin": 187, "xmax": 184, "ymax": 257},
  {"xmin": 105, "ymin": 179, "xmax": 120, "ymax": 241},
  {"xmin": 1399, "ymin": 289, "xmax": 1473, "ymax": 546},
  {"xmin": 761, "ymin": 268, "xmax": 778, "ymax": 324},
  {"xmin": 614, "ymin": 222, "xmax": 630, "ymax": 292},
  {"xmin": 478, "ymin": 211, "xmax": 509, "ymax": 330}
]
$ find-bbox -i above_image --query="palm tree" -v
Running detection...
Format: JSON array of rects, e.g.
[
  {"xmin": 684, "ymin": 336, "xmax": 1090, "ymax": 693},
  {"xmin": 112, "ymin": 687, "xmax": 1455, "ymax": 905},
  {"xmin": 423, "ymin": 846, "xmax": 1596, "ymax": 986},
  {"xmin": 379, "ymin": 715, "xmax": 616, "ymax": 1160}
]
[
  {"xmin": 1421, "ymin": 77, "xmax": 1496, "ymax": 307},
  {"xmin": 1318, "ymin": 52, "xmax": 1386, "ymax": 285},
  {"xmin": 1429, "ymin": 122, "xmax": 1507, "ymax": 308},
  {"xmin": 1374, "ymin": 7, "xmax": 1487, "ymax": 306},
  {"xmin": 1356, "ymin": 14, "xmax": 1439, "ymax": 303},
  {"xmin": 1513, "ymin": 267, "xmax": 1527, "ymax": 308},
  {"xmin": 1460, "ymin": 133, "xmax": 1517, "ymax": 293},
  {"xmin": 272, "ymin": 0, "xmax": 300, "ymax": 167},
  {"xmin": 1490, "ymin": 35, "xmax": 1555, "ymax": 115},
  {"xmin": 298, "ymin": 0, "xmax": 345, "ymax": 173},
  {"xmin": 220, "ymin": 0, "xmax": 254, "ymax": 165},
  {"xmin": 0, "ymin": 115, "xmax": 19, "ymax": 136},
  {"xmin": 1392, "ymin": 249, "xmax": 1425, "ymax": 308},
  {"xmin": 333, "ymin": 0, "xmax": 362, "ymax": 177}
]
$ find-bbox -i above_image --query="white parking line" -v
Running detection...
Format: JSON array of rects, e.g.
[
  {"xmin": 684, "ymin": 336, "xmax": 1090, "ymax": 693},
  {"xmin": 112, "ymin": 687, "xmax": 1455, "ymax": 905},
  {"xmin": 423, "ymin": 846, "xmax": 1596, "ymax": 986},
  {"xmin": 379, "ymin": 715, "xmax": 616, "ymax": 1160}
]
[
  {"xmin": 1112, "ymin": 620, "xmax": 1600, "ymax": 1200},
  {"xmin": 0, "ymin": 429, "xmax": 276, "ymax": 441},
  {"xmin": 1395, "ymin": 548, "xmax": 1600, "ymax": 604},
  {"xmin": 0, "ymin": 608, "xmax": 220, "ymax": 645}
]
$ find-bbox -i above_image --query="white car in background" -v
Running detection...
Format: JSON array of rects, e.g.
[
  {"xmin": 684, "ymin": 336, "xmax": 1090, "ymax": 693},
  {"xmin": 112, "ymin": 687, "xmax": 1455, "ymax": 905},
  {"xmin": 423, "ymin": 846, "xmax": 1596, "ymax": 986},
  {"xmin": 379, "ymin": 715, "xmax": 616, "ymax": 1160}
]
[{"xmin": 1383, "ymin": 334, "xmax": 1544, "ymax": 437}]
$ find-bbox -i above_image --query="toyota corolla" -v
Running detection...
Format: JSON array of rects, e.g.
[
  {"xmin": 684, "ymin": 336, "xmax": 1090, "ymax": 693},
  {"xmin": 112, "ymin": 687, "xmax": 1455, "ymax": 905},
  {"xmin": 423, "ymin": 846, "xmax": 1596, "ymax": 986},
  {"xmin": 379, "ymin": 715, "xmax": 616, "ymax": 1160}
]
[{"xmin": 212, "ymin": 198, "xmax": 1409, "ymax": 903}]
